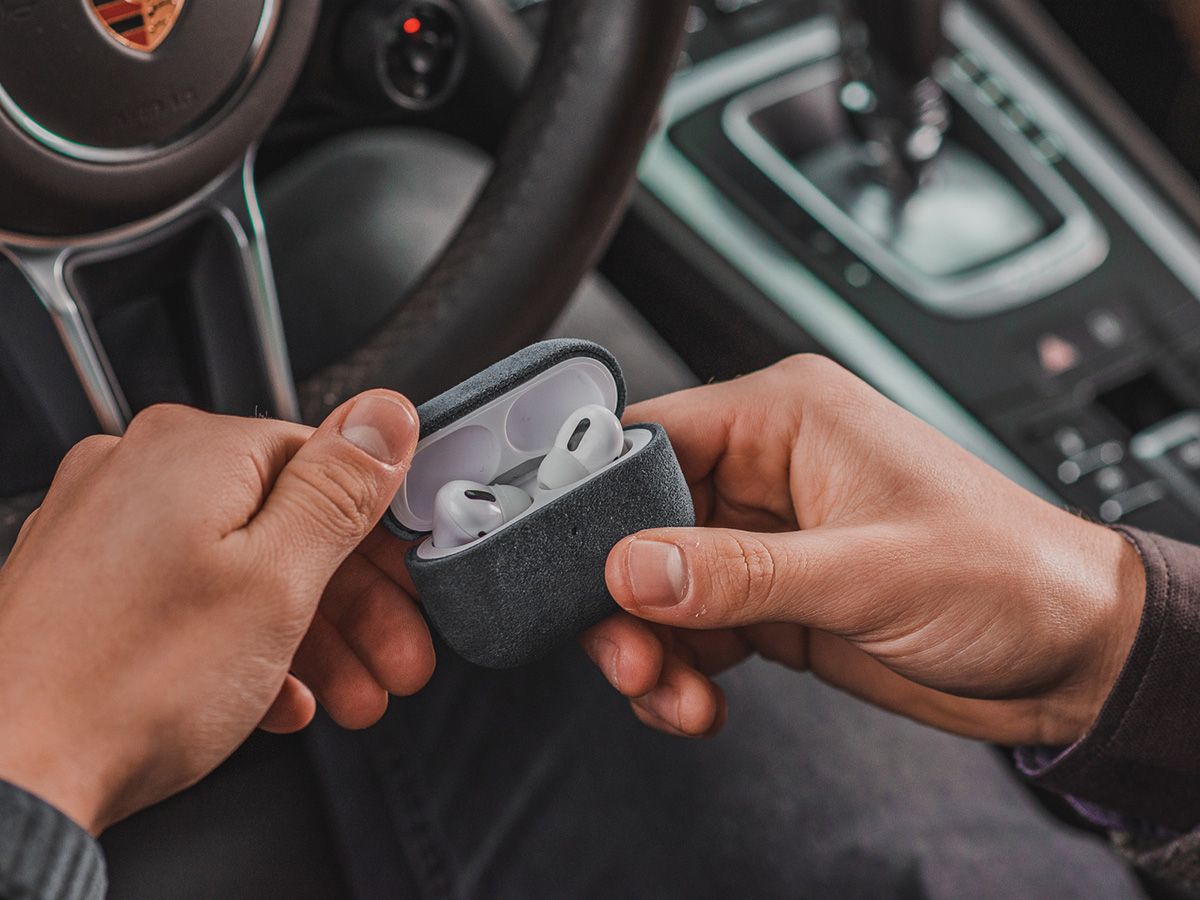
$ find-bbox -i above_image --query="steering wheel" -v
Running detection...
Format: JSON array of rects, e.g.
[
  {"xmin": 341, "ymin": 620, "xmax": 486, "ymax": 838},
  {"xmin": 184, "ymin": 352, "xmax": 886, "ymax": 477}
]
[{"xmin": 0, "ymin": 0, "xmax": 689, "ymax": 543}]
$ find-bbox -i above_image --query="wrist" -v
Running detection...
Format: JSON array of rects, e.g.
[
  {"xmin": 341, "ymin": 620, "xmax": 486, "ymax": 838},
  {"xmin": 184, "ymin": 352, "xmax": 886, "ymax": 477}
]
[
  {"xmin": 0, "ymin": 721, "xmax": 108, "ymax": 835},
  {"xmin": 1037, "ymin": 525, "xmax": 1146, "ymax": 746}
]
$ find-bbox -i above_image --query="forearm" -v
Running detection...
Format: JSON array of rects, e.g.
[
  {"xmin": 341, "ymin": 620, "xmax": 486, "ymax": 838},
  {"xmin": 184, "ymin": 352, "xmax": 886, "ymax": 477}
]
[{"xmin": 0, "ymin": 779, "xmax": 105, "ymax": 900}]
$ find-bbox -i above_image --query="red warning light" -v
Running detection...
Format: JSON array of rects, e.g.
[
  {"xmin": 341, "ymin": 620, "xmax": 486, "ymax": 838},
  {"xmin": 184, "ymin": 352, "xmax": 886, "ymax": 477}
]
[{"xmin": 403, "ymin": 16, "xmax": 421, "ymax": 34}]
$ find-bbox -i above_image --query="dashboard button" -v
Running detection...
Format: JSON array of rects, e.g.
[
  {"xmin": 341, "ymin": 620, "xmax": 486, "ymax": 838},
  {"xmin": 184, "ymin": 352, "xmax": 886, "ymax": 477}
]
[
  {"xmin": 1087, "ymin": 309, "xmax": 1127, "ymax": 348},
  {"xmin": 1100, "ymin": 481, "xmax": 1167, "ymax": 523},
  {"xmin": 341, "ymin": 0, "xmax": 467, "ymax": 111},
  {"xmin": 1094, "ymin": 466, "xmax": 1128, "ymax": 494},
  {"xmin": 1053, "ymin": 426, "xmax": 1086, "ymax": 457}
]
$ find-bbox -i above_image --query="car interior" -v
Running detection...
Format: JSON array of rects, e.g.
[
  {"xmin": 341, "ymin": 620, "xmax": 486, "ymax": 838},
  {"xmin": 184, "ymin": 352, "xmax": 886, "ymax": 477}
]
[{"xmin": 3, "ymin": 0, "xmax": 1200, "ymax": 895}]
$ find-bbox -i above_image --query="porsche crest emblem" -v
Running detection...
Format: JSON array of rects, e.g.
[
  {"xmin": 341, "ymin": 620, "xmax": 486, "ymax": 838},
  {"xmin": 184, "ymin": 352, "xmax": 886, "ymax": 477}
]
[{"xmin": 90, "ymin": 0, "xmax": 185, "ymax": 52}]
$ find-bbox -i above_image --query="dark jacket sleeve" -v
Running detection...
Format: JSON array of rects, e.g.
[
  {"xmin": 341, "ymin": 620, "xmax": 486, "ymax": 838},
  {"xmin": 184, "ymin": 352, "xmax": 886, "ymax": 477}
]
[
  {"xmin": 1017, "ymin": 525, "xmax": 1200, "ymax": 833},
  {"xmin": 0, "ymin": 780, "xmax": 105, "ymax": 900}
]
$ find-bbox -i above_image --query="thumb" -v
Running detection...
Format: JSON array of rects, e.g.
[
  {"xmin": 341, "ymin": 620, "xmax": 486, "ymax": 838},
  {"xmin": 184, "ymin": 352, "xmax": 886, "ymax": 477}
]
[
  {"xmin": 606, "ymin": 527, "xmax": 869, "ymax": 634},
  {"xmin": 248, "ymin": 390, "xmax": 419, "ymax": 581}
]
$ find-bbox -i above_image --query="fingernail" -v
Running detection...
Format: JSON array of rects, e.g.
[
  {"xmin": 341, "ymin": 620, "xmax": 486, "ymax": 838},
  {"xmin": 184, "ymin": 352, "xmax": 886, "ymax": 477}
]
[
  {"xmin": 626, "ymin": 540, "xmax": 687, "ymax": 608},
  {"xmin": 340, "ymin": 394, "xmax": 418, "ymax": 465},
  {"xmin": 644, "ymin": 684, "xmax": 681, "ymax": 730}
]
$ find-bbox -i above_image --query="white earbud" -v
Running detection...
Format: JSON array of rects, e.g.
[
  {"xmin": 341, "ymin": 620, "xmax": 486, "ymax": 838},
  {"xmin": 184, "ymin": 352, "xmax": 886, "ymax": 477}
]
[
  {"xmin": 432, "ymin": 480, "xmax": 534, "ymax": 549},
  {"xmin": 537, "ymin": 404, "xmax": 625, "ymax": 491}
]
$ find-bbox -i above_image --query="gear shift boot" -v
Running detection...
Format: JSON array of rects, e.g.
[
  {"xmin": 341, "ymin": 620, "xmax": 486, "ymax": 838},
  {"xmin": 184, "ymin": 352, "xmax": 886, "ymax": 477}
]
[
  {"xmin": 801, "ymin": 137, "xmax": 1047, "ymax": 278},
  {"xmin": 723, "ymin": 57, "xmax": 1108, "ymax": 317}
]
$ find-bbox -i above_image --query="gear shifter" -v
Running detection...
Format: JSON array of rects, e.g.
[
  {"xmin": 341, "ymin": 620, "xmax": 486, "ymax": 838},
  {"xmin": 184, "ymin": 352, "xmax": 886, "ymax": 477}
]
[
  {"xmin": 837, "ymin": 0, "xmax": 949, "ymax": 198},
  {"xmin": 720, "ymin": 2, "xmax": 1106, "ymax": 316}
]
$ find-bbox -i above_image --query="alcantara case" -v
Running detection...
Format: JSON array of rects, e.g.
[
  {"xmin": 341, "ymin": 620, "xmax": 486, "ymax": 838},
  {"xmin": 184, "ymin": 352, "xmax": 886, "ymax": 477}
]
[{"xmin": 384, "ymin": 340, "xmax": 695, "ymax": 668}]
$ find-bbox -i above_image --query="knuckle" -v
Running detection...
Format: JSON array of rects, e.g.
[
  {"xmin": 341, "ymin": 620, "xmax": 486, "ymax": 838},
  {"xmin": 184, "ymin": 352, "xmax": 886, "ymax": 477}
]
[
  {"xmin": 777, "ymin": 353, "xmax": 844, "ymax": 382},
  {"xmin": 717, "ymin": 532, "xmax": 780, "ymax": 619},
  {"xmin": 58, "ymin": 433, "xmax": 117, "ymax": 472},
  {"xmin": 52, "ymin": 434, "xmax": 120, "ymax": 487},
  {"xmin": 779, "ymin": 354, "xmax": 862, "ymax": 399},
  {"xmin": 287, "ymin": 458, "xmax": 377, "ymax": 541},
  {"xmin": 126, "ymin": 403, "xmax": 196, "ymax": 437},
  {"xmin": 778, "ymin": 354, "xmax": 874, "ymax": 422}
]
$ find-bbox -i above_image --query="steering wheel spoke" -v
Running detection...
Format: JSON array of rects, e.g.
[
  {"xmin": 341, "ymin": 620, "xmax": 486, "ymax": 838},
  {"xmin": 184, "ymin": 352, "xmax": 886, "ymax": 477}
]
[
  {"xmin": 2, "ymin": 244, "xmax": 132, "ymax": 437},
  {"xmin": 0, "ymin": 152, "xmax": 300, "ymax": 438}
]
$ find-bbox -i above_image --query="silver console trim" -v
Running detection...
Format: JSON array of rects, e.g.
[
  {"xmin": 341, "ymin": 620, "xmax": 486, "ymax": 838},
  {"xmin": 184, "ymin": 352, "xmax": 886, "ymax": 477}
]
[
  {"xmin": 946, "ymin": 4, "xmax": 1200, "ymax": 311},
  {"xmin": 721, "ymin": 49, "xmax": 1109, "ymax": 316},
  {"xmin": 640, "ymin": 18, "xmax": 1055, "ymax": 500}
]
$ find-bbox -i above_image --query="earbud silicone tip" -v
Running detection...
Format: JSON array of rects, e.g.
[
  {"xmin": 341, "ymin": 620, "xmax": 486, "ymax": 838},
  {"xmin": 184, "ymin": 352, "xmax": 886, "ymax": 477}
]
[
  {"xmin": 432, "ymin": 512, "xmax": 482, "ymax": 549},
  {"xmin": 537, "ymin": 446, "xmax": 591, "ymax": 491},
  {"xmin": 536, "ymin": 404, "xmax": 625, "ymax": 491},
  {"xmin": 491, "ymin": 483, "xmax": 535, "ymax": 518},
  {"xmin": 431, "ymin": 480, "xmax": 533, "ymax": 549}
]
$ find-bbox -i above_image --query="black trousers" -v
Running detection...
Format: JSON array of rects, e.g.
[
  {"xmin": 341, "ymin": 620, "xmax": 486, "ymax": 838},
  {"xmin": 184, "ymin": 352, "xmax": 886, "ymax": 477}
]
[{"xmin": 309, "ymin": 639, "xmax": 1146, "ymax": 900}]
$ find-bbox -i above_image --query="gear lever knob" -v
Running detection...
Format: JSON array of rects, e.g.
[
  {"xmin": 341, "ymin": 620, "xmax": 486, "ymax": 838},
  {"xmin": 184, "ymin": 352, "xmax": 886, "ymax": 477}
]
[{"xmin": 838, "ymin": 0, "xmax": 949, "ymax": 194}]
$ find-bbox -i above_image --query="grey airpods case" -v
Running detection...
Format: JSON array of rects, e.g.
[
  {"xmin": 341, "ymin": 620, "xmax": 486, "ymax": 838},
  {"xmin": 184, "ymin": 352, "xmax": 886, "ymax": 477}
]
[{"xmin": 384, "ymin": 340, "xmax": 695, "ymax": 669}]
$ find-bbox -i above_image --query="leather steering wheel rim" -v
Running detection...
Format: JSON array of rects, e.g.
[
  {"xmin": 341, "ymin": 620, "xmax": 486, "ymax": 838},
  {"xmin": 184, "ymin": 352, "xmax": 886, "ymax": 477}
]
[{"xmin": 296, "ymin": 0, "xmax": 692, "ymax": 422}]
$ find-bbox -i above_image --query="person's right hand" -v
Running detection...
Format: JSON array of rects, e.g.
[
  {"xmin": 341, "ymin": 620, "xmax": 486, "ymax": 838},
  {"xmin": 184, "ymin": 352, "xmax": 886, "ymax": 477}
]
[
  {"xmin": 581, "ymin": 356, "xmax": 1147, "ymax": 747},
  {"xmin": 0, "ymin": 391, "xmax": 431, "ymax": 834}
]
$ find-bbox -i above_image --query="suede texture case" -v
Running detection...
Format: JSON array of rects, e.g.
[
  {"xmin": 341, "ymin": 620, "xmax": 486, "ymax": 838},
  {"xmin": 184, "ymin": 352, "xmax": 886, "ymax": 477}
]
[{"xmin": 383, "ymin": 340, "xmax": 695, "ymax": 669}]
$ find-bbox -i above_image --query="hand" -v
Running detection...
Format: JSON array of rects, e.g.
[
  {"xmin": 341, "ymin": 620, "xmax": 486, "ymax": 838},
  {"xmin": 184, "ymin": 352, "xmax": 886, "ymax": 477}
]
[
  {"xmin": 580, "ymin": 356, "xmax": 1146, "ymax": 747},
  {"xmin": 0, "ymin": 391, "xmax": 433, "ymax": 833}
]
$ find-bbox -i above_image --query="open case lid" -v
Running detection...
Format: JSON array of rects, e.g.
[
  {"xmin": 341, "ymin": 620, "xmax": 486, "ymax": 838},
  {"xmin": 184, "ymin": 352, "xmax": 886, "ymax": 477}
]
[{"xmin": 386, "ymin": 340, "xmax": 626, "ymax": 539}]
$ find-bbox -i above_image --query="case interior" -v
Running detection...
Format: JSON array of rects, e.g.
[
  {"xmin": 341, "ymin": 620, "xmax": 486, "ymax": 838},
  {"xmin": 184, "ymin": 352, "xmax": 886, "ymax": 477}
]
[{"xmin": 390, "ymin": 356, "xmax": 637, "ymax": 558}]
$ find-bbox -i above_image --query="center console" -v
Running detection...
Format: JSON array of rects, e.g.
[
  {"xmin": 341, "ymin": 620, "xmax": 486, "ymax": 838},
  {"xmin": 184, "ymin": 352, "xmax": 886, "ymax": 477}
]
[{"xmin": 634, "ymin": 0, "xmax": 1200, "ymax": 544}]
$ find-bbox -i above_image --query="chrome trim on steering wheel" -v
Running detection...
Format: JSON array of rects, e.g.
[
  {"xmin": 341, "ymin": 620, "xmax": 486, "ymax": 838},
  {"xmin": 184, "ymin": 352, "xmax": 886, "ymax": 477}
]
[
  {"xmin": 227, "ymin": 153, "xmax": 301, "ymax": 426},
  {"xmin": 0, "ymin": 151, "xmax": 300, "ymax": 434},
  {"xmin": 0, "ymin": 0, "xmax": 278, "ymax": 165},
  {"xmin": 0, "ymin": 245, "xmax": 131, "ymax": 435}
]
